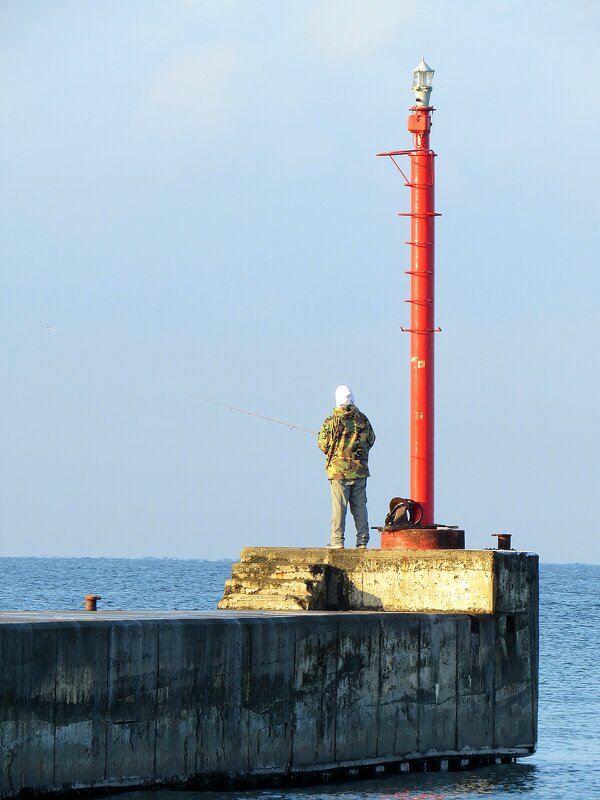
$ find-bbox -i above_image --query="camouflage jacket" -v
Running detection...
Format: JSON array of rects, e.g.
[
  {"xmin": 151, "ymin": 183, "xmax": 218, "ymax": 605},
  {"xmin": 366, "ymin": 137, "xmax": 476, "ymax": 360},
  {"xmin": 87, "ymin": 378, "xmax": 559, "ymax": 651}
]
[{"xmin": 317, "ymin": 405, "xmax": 375, "ymax": 480}]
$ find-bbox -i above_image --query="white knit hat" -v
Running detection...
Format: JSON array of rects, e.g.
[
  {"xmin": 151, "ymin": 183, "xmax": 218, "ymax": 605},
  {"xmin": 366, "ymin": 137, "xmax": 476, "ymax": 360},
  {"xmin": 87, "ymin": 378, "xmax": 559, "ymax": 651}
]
[{"xmin": 335, "ymin": 385, "xmax": 354, "ymax": 407}]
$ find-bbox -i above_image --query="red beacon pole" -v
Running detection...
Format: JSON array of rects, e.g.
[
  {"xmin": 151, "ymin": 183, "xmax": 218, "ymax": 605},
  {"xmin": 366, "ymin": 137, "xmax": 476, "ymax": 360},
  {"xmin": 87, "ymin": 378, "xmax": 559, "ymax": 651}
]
[
  {"xmin": 378, "ymin": 60, "xmax": 464, "ymax": 550},
  {"xmin": 406, "ymin": 60, "xmax": 437, "ymax": 527}
]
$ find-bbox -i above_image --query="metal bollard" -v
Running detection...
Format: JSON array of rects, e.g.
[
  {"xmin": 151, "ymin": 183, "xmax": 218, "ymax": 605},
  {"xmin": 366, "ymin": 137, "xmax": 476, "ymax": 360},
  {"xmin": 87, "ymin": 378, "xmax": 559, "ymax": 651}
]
[
  {"xmin": 85, "ymin": 594, "xmax": 102, "ymax": 611},
  {"xmin": 492, "ymin": 533, "xmax": 512, "ymax": 550}
]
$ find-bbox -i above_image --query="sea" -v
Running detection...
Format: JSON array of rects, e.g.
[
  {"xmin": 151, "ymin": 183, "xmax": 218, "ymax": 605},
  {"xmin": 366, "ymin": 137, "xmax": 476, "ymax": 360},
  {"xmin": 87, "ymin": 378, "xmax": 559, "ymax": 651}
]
[{"xmin": 0, "ymin": 558, "xmax": 598, "ymax": 800}]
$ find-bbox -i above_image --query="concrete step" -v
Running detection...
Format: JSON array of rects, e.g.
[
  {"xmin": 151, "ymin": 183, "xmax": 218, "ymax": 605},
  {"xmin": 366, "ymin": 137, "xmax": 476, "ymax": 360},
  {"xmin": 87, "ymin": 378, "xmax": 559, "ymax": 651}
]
[
  {"xmin": 221, "ymin": 558, "xmax": 333, "ymax": 612},
  {"xmin": 217, "ymin": 593, "xmax": 313, "ymax": 611},
  {"xmin": 231, "ymin": 563, "xmax": 327, "ymax": 582},
  {"xmin": 238, "ymin": 547, "xmax": 369, "ymax": 565},
  {"xmin": 223, "ymin": 578, "xmax": 318, "ymax": 597}
]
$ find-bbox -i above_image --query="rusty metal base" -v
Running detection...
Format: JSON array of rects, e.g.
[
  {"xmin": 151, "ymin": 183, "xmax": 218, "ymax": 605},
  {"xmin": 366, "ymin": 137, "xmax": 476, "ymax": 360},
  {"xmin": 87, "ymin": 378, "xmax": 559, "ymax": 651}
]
[{"xmin": 380, "ymin": 527, "xmax": 465, "ymax": 550}]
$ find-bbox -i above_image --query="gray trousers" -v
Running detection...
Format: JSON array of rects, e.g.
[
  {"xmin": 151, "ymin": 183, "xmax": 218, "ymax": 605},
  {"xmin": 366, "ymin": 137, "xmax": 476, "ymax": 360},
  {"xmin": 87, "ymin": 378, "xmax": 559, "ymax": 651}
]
[{"xmin": 330, "ymin": 478, "xmax": 369, "ymax": 547}]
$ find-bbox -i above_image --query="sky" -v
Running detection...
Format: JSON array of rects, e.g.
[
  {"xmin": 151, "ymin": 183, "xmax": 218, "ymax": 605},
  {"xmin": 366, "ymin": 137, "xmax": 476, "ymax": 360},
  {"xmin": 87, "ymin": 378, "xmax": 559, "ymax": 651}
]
[{"xmin": 0, "ymin": 0, "xmax": 598, "ymax": 563}]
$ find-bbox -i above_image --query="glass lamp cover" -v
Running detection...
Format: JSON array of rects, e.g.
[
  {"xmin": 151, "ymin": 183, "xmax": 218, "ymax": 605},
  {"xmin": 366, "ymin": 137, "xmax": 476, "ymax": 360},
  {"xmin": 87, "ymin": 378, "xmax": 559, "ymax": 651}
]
[{"xmin": 413, "ymin": 68, "xmax": 434, "ymax": 89}]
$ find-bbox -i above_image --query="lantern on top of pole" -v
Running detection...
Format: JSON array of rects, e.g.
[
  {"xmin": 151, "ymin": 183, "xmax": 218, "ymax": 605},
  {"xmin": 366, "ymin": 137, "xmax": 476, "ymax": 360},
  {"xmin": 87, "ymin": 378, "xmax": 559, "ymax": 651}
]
[{"xmin": 377, "ymin": 61, "xmax": 464, "ymax": 550}]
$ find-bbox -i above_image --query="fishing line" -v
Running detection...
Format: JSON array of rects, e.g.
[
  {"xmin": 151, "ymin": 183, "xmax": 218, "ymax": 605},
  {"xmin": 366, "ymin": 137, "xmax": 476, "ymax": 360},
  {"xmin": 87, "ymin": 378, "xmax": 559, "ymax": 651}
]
[{"xmin": 189, "ymin": 396, "xmax": 317, "ymax": 435}]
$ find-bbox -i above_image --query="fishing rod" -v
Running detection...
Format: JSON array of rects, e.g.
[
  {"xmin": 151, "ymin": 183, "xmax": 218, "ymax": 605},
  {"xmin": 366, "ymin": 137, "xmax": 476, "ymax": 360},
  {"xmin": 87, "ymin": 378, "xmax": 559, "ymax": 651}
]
[{"xmin": 190, "ymin": 396, "xmax": 318, "ymax": 435}]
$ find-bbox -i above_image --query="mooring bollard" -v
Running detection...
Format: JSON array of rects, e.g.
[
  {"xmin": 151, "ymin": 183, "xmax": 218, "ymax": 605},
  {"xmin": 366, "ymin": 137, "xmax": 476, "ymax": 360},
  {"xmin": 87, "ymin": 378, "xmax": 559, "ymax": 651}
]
[
  {"xmin": 85, "ymin": 594, "xmax": 102, "ymax": 611},
  {"xmin": 492, "ymin": 533, "xmax": 512, "ymax": 550}
]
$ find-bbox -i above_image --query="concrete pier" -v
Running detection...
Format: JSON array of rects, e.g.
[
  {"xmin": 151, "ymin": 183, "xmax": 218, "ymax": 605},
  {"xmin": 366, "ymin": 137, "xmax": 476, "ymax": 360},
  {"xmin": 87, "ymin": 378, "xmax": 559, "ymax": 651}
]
[
  {"xmin": 0, "ymin": 549, "xmax": 538, "ymax": 797},
  {"xmin": 0, "ymin": 569, "xmax": 538, "ymax": 797}
]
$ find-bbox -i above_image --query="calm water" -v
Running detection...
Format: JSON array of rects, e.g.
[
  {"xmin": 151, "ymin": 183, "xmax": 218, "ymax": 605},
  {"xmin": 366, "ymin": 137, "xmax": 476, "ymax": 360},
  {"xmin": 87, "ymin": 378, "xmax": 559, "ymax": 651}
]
[{"xmin": 0, "ymin": 559, "xmax": 598, "ymax": 799}]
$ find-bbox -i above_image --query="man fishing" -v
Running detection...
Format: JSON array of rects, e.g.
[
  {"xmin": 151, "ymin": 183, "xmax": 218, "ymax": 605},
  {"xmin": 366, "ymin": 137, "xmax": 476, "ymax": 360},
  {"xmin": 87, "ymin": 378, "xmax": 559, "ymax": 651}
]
[{"xmin": 317, "ymin": 385, "xmax": 376, "ymax": 550}]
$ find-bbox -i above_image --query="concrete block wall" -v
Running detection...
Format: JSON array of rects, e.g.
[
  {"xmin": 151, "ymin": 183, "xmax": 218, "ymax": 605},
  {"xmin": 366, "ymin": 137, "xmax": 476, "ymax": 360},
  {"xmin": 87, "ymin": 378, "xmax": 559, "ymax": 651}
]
[
  {"xmin": 219, "ymin": 548, "xmax": 538, "ymax": 615},
  {"xmin": 0, "ymin": 603, "xmax": 537, "ymax": 797}
]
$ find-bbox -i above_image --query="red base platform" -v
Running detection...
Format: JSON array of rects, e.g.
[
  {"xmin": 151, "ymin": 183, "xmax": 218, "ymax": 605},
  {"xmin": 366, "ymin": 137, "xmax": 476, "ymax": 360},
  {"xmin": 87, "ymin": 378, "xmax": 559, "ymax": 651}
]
[{"xmin": 380, "ymin": 527, "xmax": 465, "ymax": 550}]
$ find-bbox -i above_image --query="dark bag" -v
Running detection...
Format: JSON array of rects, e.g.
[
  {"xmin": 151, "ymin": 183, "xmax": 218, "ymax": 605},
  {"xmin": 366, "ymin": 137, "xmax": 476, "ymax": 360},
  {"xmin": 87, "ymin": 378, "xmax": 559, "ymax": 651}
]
[{"xmin": 384, "ymin": 497, "xmax": 424, "ymax": 527}]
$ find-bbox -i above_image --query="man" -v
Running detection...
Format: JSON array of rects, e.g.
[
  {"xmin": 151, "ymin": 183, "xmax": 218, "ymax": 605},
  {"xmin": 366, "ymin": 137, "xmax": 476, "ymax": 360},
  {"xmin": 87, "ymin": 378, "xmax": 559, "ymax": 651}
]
[{"xmin": 317, "ymin": 385, "xmax": 376, "ymax": 549}]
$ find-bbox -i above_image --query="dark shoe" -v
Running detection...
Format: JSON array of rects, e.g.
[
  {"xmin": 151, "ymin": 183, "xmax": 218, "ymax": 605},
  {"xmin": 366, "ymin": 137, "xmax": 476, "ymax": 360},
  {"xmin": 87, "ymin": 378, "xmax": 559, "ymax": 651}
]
[{"xmin": 356, "ymin": 544, "xmax": 367, "ymax": 549}]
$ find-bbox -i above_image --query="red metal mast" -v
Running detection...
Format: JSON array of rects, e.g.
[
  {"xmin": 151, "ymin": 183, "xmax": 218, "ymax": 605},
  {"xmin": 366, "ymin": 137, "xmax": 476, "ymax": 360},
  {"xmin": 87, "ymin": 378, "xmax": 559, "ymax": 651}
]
[
  {"xmin": 406, "ymin": 63, "xmax": 437, "ymax": 525},
  {"xmin": 378, "ymin": 59, "xmax": 439, "ymax": 527},
  {"xmin": 377, "ymin": 61, "xmax": 464, "ymax": 550}
]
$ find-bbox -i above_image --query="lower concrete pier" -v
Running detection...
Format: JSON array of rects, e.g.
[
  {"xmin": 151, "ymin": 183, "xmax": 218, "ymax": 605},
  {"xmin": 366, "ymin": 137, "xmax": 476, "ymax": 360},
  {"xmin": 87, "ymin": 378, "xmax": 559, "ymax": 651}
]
[{"xmin": 0, "ymin": 597, "xmax": 537, "ymax": 797}]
